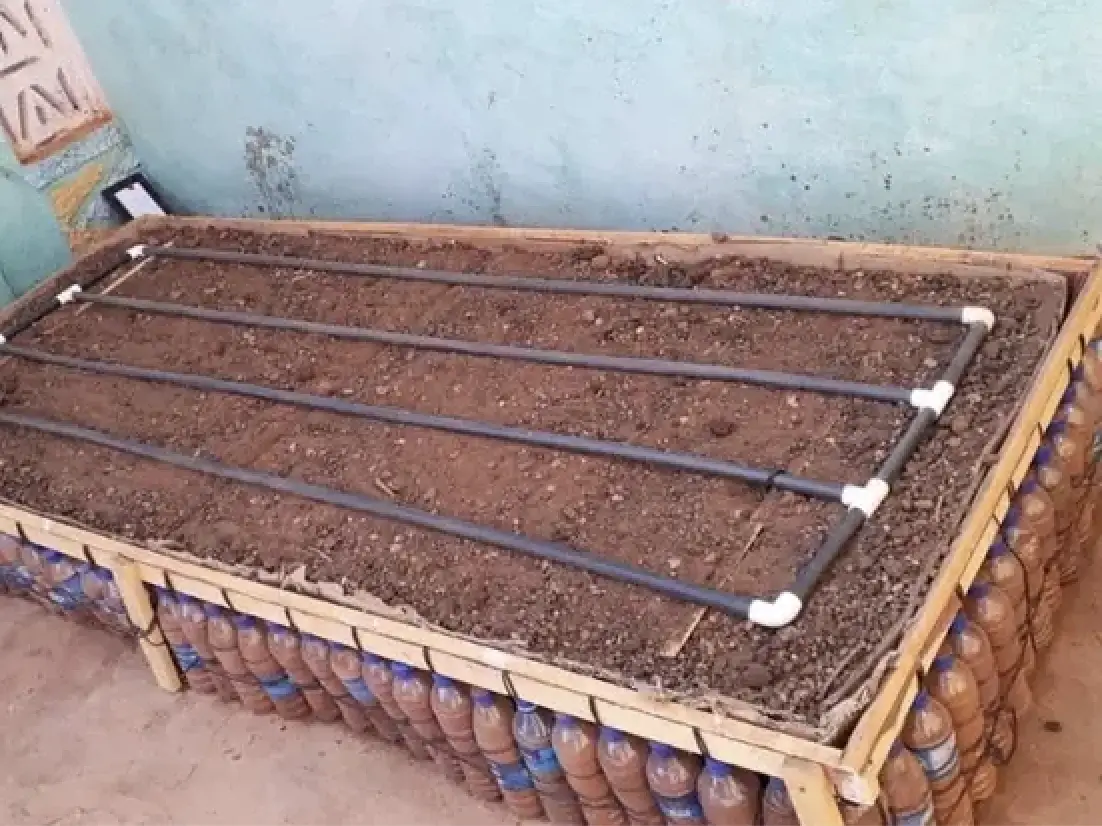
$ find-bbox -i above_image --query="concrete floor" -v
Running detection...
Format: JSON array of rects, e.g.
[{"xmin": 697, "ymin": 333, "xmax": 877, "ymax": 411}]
[{"xmin": 1, "ymin": 561, "xmax": 1100, "ymax": 825}]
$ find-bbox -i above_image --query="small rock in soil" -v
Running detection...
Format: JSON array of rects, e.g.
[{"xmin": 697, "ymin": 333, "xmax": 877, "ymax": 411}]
[
  {"xmin": 708, "ymin": 419, "xmax": 735, "ymax": 438},
  {"xmin": 741, "ymin": 662, "xmax": 772, "ymax": 689},
  {"xmin": 949, "ymin": 413, "xmax": 972, "ymax": 434}
]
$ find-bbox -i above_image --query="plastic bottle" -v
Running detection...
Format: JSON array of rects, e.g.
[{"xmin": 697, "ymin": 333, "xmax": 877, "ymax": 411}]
[
  {"xmin": 697, "ymin": 758, "xmax": 760, "ymax": 826},
  {"xmin": 551, "ymin": 714, "xmax": 626, "ymax": 825},
  {"xmin": 0, "ymin": 533, "xmax": 32, "ymax": 594},
  {"xmin": 597, "ymin": 729, "xmax": 664, "ymax": 826},
  {"xmin": 1036, "ymin": 430, "xmax": 1081, "ymax": 585},
  {"xmin": 328, "ymin": 643, "xmax": 402, "ymax": 741},
  {"xmin": 80, "ymin": 566, "xmax": 129, "ymax": 633},
  {"xmin": 901, "ymin": 690, "xmax": 973, "ymax": 826},
  {"xmin": 978, "ymin": 541, "xmax": 1035, "ymax": 676},
  {"xmin": 925, "ymin": 651, "xmax": 996, "ymax": 802},
  {"xmin": 947, "ymin": 613, "xmax": 1013, "ymax": 759},
  {"xmin": 761, "ymin": 777, "xmax": 799, "ymax": 826},
  {"xmin": 514, "ymin": 700, "xmax": 585, "ymax": 824},
  {"xmin": 20, "ymin": 542, "xmax": 53, "ymax": 608},
  {"xmin": 205, "ymin": 604, "xmax": 274, "ymax": 714},
  {"xmin": 177, "ymin": 595, "xmax": 238, "ymax": 703},
  {"xmin": 153, "ymin": 588, "xmax": 217, "ymax": 695},
  {"xmin": 644, "ymin": 743, "xmax": 704, "ymax": 826},
  {"xmin": 964, "ymin": 582, "xmax": 1032, "ymax": 716},
  {"xmin": 430, "ymin": 675, "xmax": 501, "ymax": 801},
  {"xmin": 391, "ymin": 663, "xmax": 465, "ymax": 783},
  {"xmin": 361, "ymin": 653, "xmax": 430, "ymax": 758},
  {"xmin": 267, "ymin": 625, "xmax": 340, "ymax": 722},
  {"xmin": 1083, "ymin": 341, "xmax": 1102, "ymax": 556},
  {"xmin": 42, "ymin": 551, "xmax": 88, "ymax": 617},
  {"xmin": 233, "ymin": 615, "xmax": 310, "ymax": 720},
  {"xmin": 471, "ymin": 688, "xmax": 545, "ymax": 820},
  {"xmin": 299, "ymin": 636, "xmax": 371, "ymax": 734},
  {"xmin": 840, "ymin": 800, "xmax": 885, "ymax": 826},
  {"xmin": 1001, "ymin": 496, "xmax": 1054, "ymax": 653},
  {"xmin": 879, "ymin": 740, "xmax": 935, "ymax": 826}
]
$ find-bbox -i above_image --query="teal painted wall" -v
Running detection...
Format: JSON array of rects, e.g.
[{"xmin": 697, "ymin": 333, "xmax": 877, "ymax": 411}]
[
  {"xmin": 0, "ymin": 140, "xmax": 72, "ymax": 302},
  {"xmin": 62, "ymin": 0, "xmax": 1102, "ymax": 252}
]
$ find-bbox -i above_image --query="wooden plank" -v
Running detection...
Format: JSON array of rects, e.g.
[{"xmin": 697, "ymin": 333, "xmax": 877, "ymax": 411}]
[
  {"xmin": 842, "ymin": 260, "xmax": 1102, "ymax": 774},
  {"xmin": 784, "ymin": 757, "xmax": 845, "ymax": 826},
  {"xmin": 109, "ymin": 556, "xmax": 182, "ymax": 693}
]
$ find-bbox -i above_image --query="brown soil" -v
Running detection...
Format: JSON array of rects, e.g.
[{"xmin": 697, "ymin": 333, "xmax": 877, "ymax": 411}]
[{"xmin": 0, "ymin": 227, "xmax": 1064, "ymax": 730}]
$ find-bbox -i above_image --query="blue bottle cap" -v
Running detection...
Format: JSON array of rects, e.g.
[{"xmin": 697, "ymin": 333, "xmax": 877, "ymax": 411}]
[
  {"xmin": 1072, "ymin": 365, "xmax": 1085, "ymax": 381},
  {"xmin": 516, "ymin": 700, "xmax": 537, "ymax": 712},
  {"xmin": 1033, "ymin": 445, "xmax": 1054, "ymax": 466},
  {"xmin": 1019, "ymin": 476, "xmax": 1039, "ymax": 494},
  {"xmin": 231, "ymin": 614, "xmax": 257, "ymax": 629},
  {"xmin": 202, "ymin": 602, "xmax": 224, "ymax": 618},
  {"xmin": 1046, "ymin": 420, "xmax": 1067, "ymax": 437},
  {"xmin": 704, "ymin": 757, "xmax": 731, "ymax": 775},
  {"xmin": 362, "ymin": 652, "xmax": 384, "ymax": 666},
  {"xmin": 1061, "ymin": 385, "xmax": 1077, "ymax": 404},
  {"xmin": 888, "ymin": 739, "xmax": 904, "ymax": 758},
  {"xmin": 177, "ymin": 593, "xmax": 198, "ymax": 606},
  {"xmin": 432, "ymin": 674, "xmax": 454, "ymax": 688},
  {"xmin": 932, "ymin": 654, "xmax": 954, "ymax": 672},
  {"xmin": 391, "ymin": 662, "xmax": 413, "ymax": 678},
  {"xmin": 950, "ymin": 613, "xmax": 969, "ymax": 635},
  {"xmin": 988, "ymin": 539, "xmax": 1009, "ymax": 558},
  {"xmin": 600, "ymin": 727, "xmax": 625, "ymax": 742},
  {"xmin": 968, "ymin": 581, "xmax": 991, "ymax": 599},
  {"xmin": 1003, "ymin": 505, "xmax": 1020, "ymax": 530},
  {"xmin": 41, "ymin": 550, "xmax": 62, "ymax": 563},
  {"xmin": 913, "ymin": 689, "xmax": 931, "ymax": 710},
  {"xmin": 554, "ymin": 712, "xmax": 577, "ymax": 726},
  {"xmin": 649, "ymin": 742, "xmax": 674, "ymax": 758},
  {"xmin": 471, "ymin": 688, "xmax": 494, "ymax": 706}
]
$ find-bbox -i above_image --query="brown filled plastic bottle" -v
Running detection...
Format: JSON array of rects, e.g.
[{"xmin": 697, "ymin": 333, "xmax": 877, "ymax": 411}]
[
  {"xmin": 430, "ymin": 675, "xmax": 501, "ymax": 801},
  {"xmin": 154, "ymin": 588, "xmax": 217, "ymax": 695},
  {"xmin": 840, "ymin": 800, "xmax": 885, "ymax": 826},
  {"xmin": 901, "ymin": 689, "xmax": 973, "ymax": 826},
  {"xmin": 327, "ymin": 643, "xmax": 401, "ymax": 740},
  {"xmin": 79, "ymin": 565, "xmax": 127, "ymax": 632},
  {"xmin": 978, "ymin": 540, "xmax": 1034, "ymax": 676},
  {"xmin": 1082, "ymin": 341, "xmax": 1102, "ymax": 554},
  {"xmin": 551, "ymin": 714, "xmax": 626, "ymax": 825},
  {"xmin": 389, "ymin": 662, "xmax": 463, "ymax": 783},
  {"xmin": 361, "ymin": 653, "xmax": 430, "ymax": 758},
  {"xmin": 1001, "ymin": 493, "xmax": 1055, "ymax": 654},
  {"xmin": 879, "ymin": 739, "xmax": 935, "ymax": 826},
  {"xmin": 761, "ymin": 777, "xmax": 799, "ymax": 826},
  {"xmin": 300, "ymin": 635, "xmax": 371, "ymax": 733},
  {"xmin": 947, "ymin": 612, "xmax": 1013, "ymax": 759},
  {"xmin": 177, "ymin": 595, "xmax": 238, "ymax": 703},
  {"xmin": 471, "ymin": 688, "xmax": 545, "ymax": 820},
  {"xmin": 926, "ymin": 651, "xmax": 996, "ymax": 802},
  {"xmin": 597, "ymin": 728, "xmax": 664, "ymax": 826},
  {"xmin": 0, "ymin": 533, "xmax": 31, "ymax": 596},
  {"xmin": 234, "ymin": 615, "xmax": 310, "ymax": 720},
  {"xmin": 205, "ymin": 604, "xmax": 274, "ymax": 714},
  {"xmin": 964, "ymin": 581, "xmax": 1032, "ymax": 716},
  {"xmin": 20, "ymin": 542, "xmax": 53, "ymax": 609},
  {"xmin": 697, "ymin": 758, "xmax": 760, "ymax": 826},
  {"xmin": 645, "ymin": 743, "xmax": 704, "ymax": 826},
  {"xmin": 267, "ymin": 624, "xmax": 341, "ymax": 722},
  {"xmin": 1036, "ymin": 431, "xmax": 1081, "ymax": 585},
  {"xmin": 515, "ymin": 700, "xmax": 585, "ymax": 824}
]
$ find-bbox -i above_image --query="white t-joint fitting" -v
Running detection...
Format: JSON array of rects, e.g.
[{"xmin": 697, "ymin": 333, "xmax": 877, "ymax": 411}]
[
  {"xmin": 747, "ymin": 592, "xmax": 803, "ymax": 628},
  {"xmin": 910, "ymin": 380, "xmax": 955, "ymax": 417},
  {"xmin": 841, "ymin": 478, "xmax": 890, "ymax": 517},
  {"xmin": 961, "ymin": 306, "xmax": 995, "ymax": 331},
  {"xmin": 56, "ymin": 284, "xmax": 82, "ymax": 305},
  {"xmin": 127, "ymin": 244, "xmax": 147, "ymax": 259},
  {"xmin": 0, "ymin": 334, "xmax": 7, "ymax": 345}
]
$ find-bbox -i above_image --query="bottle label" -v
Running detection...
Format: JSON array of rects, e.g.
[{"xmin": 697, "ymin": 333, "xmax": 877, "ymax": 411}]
[
  {"xmin": 341, "ymin": 676, "xmax": 375, "ymax": 705},
  {"xmin": 8, "ymin": 565, "xmax": 34, "ymax": 591},
  {"xmin": 48, "ymin": 574, "xmax": 85, "ymax": 612},
  {"xmin": 894, "ymin": 797, "xmax": 935, "ymax": 826},
  {"xmin": 171, "ymin": 643, "xmax": 203, "ymax": 672},
  {"xmin": 489, "ymin": 759, "xmax": 536, "ymax": 791},
  {"xmin": 1092, "ymin": 427, "xmax": 1102, "ymax": 466},
  {"xmin": 260, "ymin": 674, "xmax": 298, "ymax": 700},
  {"xmin": 655, "ymin": 792, "xmax": 704, "ymax": 821},
  {"xmin": 912, "ymin": 733, "xmax": 959, "ymax": 782},
  {"xmin": 520, "ymin": 746, "xmax": 562, "ymax": 778}
]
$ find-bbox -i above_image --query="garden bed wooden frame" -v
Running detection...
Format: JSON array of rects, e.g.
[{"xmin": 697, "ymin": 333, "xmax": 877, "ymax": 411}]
[{"xmin": 1, "ymin": 216, "xmax": 1098, "ymax": 825}]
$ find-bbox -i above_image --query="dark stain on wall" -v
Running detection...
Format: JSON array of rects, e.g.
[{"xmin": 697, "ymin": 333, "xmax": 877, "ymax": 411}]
[{"xmin": 244, "ymin": 126, "xmax": 299, "ymax": 219}]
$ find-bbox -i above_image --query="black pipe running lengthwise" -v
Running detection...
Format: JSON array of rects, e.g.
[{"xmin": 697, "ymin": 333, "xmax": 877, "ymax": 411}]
[
  {"xmin": 0, "ymin": 342, "xmax": 848, "ymax": 501},
  {"xmin": 140, "ymin": 244, "xmax": 974, "ymax": 324},
  {"xmin": 0, "ymin": 410, "xmax": 758, "ymax": 617},
  {"xmin": 788, "ymin": 321, "xmax": 990, "ymax": 600},
  {"xmin": 72, "ymin": 292, "xmax": 915, "ymax": 403}
]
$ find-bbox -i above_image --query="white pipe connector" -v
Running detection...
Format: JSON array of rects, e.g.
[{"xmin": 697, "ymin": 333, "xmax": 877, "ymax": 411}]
[
  {"xmin": 961, "ymin": 306, "xmax": 996, "ymax": 331},
  {"xmin": 909, "ymin": 380, "xmax": 955, "ymax": 417},
  {"xmin": 127, "ymin": 244, "xmax": 147, "ymax": 260},
  {"xmin": 0, "ymin": 334, "xmax": 6, "ymax": 345},
  {"xmin": 841, "ymin": 478, "xmax": 891, "ymax": 517},
  {"xmin": 747, "ymin": 591, "xmax": 803, "ymax": 628},
  {"xmin": 56, "ymin": 285, "xmax": 82, "ymax": 305}
]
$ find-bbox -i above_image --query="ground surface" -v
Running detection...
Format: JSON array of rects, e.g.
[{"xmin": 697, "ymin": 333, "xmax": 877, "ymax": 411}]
[
  {"xmin": 2, "ymin": 566, "xmax": 1100, "ymax": 824},
  {"xmin": 0, "ymin": 228, "xmax": 1065, "ymax": 728}
]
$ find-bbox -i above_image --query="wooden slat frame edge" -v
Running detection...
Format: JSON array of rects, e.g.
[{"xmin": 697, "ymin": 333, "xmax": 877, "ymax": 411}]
[{"xmin": 841, "ymin": 260, "xmax": 1102, "ymax": 775}]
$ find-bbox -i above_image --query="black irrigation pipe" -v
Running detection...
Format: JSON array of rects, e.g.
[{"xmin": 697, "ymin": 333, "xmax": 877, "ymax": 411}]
[
  {"xmin": 139, "ymin": 244, "xmax": 976, "ymax": 324},
  {"xmin": 0, "ymin": 342, "xmax": 847, "ymax": 501},
  {"xmin": 0, "ymin": 410, "xmax": 758, "ymax": 618},
  {"xmin": 788, "ymin": 322, "xmax": 990, "ymax": 602},
  {"xmin": 71, "ymin": 291, "xmax": 915, "ymax": 404}
]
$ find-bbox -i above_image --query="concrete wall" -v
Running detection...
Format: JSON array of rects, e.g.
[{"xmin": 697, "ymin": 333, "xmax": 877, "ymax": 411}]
[{"xmin": 61, "ymin": 0, "xmax": 1102, "ymax": 252}]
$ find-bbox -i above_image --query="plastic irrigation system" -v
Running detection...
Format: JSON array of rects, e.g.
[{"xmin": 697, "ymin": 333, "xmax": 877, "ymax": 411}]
[{"xmin": 0, "ymin": 245, "xmax": 994, "ymax": 627}]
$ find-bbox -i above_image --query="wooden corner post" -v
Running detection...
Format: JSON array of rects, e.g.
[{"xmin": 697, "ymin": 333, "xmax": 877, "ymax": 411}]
[
  {"xmin": 110, "ymin": 557, "xmax": 183, "ymax": 692},
  {"xmin": 783, "ymin": 757, "xmax": 845, "ymax": 826}
]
